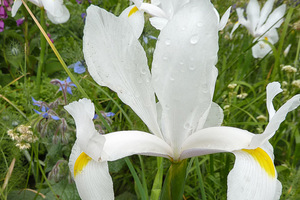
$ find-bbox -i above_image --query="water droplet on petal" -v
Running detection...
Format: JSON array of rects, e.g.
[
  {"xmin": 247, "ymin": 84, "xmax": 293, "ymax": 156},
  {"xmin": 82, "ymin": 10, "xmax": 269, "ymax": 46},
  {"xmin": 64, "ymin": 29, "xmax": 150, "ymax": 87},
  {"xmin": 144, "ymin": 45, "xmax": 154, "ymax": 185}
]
[
  {"xmin": 163, "ymin": 56, "xmax": 168, "ymax": 61},
  {"xmin": 141, "ymin": 68, "xmax": 147, "ymax": 75},
  {"xmin": 189, "ymin": 65, "xmax": 196, "ymax": 71},
  {"xmin": 190, "ymin": 35, "xmax": 199, "ymax": 45},
  {"xmin": 170, "ymin": 76, "xmax": 175, "ymax": 81},
  {"xmin": 197, "ymin": 22, "xmax": 203, "ymax": 27},
  {"xmin": 184, "ymin": 122, "xmax": 192, "ymax": 130},
  {"xmin": 202, "ymin": 83, "xmax": 209, "ymax": 93},
  {"xmin": 165, "ymin": 39, "xmax": 171, "ymax": 46}
]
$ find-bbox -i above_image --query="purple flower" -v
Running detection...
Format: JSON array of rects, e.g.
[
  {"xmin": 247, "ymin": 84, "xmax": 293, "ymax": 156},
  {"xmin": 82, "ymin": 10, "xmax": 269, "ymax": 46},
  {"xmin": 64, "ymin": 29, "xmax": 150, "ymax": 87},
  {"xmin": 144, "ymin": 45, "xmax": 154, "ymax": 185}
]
[
  {"xmin": 16, "ymin": 17, "xmax": 24, "ymax": 26},
  {"xmin": 76, "ymin": 0, "xmax": 82, "ymax": 4},
  {"xmin": 0, "ymin": 6, "xmax": 8, "ymax": 19},
  {"xmin": 51, "ymin": 77, "xmax": 76, "ymax": 95},
  {"xmin": 74, "ymin": 61, "xmax": 86, "ymax": 74},
  {"xmin": 0, "ymin": 20, "xmax": 4, "ymax": 32},
  {"xmin": 47, "ymin": 33, "xmax": 54, "ymax": 43}
]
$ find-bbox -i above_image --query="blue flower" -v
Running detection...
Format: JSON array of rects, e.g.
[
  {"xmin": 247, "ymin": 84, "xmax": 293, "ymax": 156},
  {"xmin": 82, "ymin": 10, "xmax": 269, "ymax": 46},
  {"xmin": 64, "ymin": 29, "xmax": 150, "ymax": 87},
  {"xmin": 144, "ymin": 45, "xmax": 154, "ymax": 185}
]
[{"xmin": 68, "ymin": 61, "xmax": 86, "ymax": 74}]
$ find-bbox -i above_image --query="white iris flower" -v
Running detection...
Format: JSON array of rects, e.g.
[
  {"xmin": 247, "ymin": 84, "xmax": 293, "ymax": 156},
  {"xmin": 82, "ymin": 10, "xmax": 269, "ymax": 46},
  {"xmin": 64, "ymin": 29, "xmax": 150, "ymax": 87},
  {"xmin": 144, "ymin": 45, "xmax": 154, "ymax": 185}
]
[
  {"xmin": 12, "ymin": 0, "xmax": 70, "ymax": 24},
  {"xmin": 230, "ymin": 0, "xmax": 286, "ymax": 58},
  {"xmin": 65, "ymin": 0, "xmax": 300, "ymax": 199}
]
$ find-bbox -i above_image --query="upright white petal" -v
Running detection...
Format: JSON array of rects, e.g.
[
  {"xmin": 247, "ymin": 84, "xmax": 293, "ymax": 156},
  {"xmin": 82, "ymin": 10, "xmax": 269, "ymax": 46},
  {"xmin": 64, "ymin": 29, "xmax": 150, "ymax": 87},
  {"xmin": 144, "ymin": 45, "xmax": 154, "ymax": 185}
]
[
  {"xmin": 218, "ymin": 6, "xmax": 231, "ymax": 31},
  {"xmin": 83, "ymin": 5, "xmax": 162, "ymax": 138},
  {"xmin": 227, "ymin": 146, "xmax": 281, "ymax": 200},
  {"xmin": 41, "ymin": 0, "xmax": 70, "ymax": 24},
  {"xmin": 151, "ymin": 0, "xmax": 218, "ymax": 156},
  {"xmin": 119, "ymin": 5, "xmax": 144, "ymax": 39},
  {"xmin": 266, "ymin": 82, "xmax": 283, "ymax": 120},
  {"xmin": 201, "ymin": 102, "xmax": 224, "ymax": 129},
  {"xmin": 64, "ymin": 98, "xmax": 105, "ymax": 161},
  {"xmin": 101, "ymin": 131, "xmax": 173, "ymax": 161},
  {"xmin": 257, "ymin": 0, "xmax": 275, "ymax": 29},
  {"xmin": 256, "ymin": 4, "xmax": 286, "ymax": 36},
  {"xmin": 246, "ymin": 0, "xmax": 260, "ymax": 35},
  {"xmin": 250, "ymin": 94, "xmax": 300, "ymax": 148},
  {"xmin": 11, "ymin": 0, "xmax": 22, "ymax": 17},
  {"xmin": 69, "ymin": 143, "xmax": 114, "ymax": 200}
]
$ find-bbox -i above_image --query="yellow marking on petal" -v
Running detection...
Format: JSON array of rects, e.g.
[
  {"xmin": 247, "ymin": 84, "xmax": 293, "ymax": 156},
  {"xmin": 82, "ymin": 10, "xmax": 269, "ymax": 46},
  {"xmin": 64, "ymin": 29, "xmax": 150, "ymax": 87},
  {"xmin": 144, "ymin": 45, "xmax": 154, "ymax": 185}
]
[
  {"xmin": 242, "ymin": 147, "xmax": 275, "ymax": 178},
  {"xmin": 128, "ymin": 6, "xmax": 139, "ymax": 17},
  {"xmin": 264, "ymin": 37, "xmax": 269, "ymax": 41},
  {"xmin": 74, "ymin": 152, "xmax": 92, "ymax": 178}
]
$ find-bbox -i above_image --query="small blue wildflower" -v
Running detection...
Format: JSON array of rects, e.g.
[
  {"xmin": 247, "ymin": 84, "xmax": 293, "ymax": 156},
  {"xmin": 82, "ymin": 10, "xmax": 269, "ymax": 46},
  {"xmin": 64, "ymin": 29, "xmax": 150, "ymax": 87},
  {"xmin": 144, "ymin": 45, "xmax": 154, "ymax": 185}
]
[
  {"xmin": 74, "ymin": 61, "xmax": 86, "ymax": 74},
  {"xmin": 52, "ymin": 77, "xmax": 76, "ymax": 95},
  {"xmin": 142, "ymin": 35, "xmax": 157, "ymax": 44},
  {"xmin": 33, "ymin": 109, "xmax": 60, "ymax": 120},
  {"xmin": 93, "ymin": 112, "xmax": 115, "ymax": 120}
]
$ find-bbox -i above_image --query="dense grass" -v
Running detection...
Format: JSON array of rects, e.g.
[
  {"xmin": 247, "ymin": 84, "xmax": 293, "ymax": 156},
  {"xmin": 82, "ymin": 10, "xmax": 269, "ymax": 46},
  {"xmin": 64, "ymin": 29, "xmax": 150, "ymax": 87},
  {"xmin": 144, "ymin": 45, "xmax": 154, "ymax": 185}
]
[{"xmin": 0, "ymin": 0, "xmax": 299, "ymax": 199}]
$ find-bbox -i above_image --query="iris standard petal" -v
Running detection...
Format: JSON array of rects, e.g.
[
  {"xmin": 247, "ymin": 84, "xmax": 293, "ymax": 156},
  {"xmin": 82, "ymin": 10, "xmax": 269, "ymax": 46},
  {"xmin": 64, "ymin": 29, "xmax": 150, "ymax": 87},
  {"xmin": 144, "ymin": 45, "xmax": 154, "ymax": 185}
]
[
  {"xmin": 42, "ymin": 0, "xmax": 70, "ymax": 24},
  {"xmin": 83, "ymin": 5, "xmax": 162, "ymax": 138},
  {"xmin": 218, "ymin": 6, "xmax": 231, "ymax": 31},
  {"xmin": 227, "ymin": 147, "xmax": 281, "ymax": 200},
  {"xmin": 11, "ymin": 0, "xmax": 22, "ymax": 17},
  {"xmin": 151, "ymin": 0, "xmax": 218, "ymax": 157},
  {"xmin": 119, "ymin": 5, "xmax": 144, "ymax": 39},
  {"xmin": 246, "ymin": 0, "xmax": 260, "ymax": 35},
  {"xmin": 256, "ymin": 4, "xmax": 286, "ymax": 36},
  {"xmin": 69, "ymin": 142, "xmax": 114, "ymax": 200},
  {"xmin": 257, "ymin": 0, "xmax": 275, "ymax": 29},
  {"xmin": 250, "ymin": 94, "xmax": 300, "ymax": 148},
  {"xmin": 101, "ymin": 130, "xmax": 173, "ymax": 161},
  {"xmin": 64, "ymin": 98, "xmax": 105, "ymax": 161},
  {"xmin": 266, "ymin": 82, "xmax": 282, "ymax": 120},
  {"xmin": 201, "ymin": 102, "xmax": 224, "ymax": 129},
  {"xmin": 180, "ymin": 126, "xmax": 253, "ymax": 160}
]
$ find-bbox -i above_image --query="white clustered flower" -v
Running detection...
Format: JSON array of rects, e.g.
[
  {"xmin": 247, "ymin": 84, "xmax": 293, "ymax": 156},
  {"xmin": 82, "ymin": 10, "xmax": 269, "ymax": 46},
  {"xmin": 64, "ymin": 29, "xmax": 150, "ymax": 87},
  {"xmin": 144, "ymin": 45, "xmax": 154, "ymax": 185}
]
[
  {"xmin": 16, "ymin": 142, "xmax": 31, "ymax": 150},
  {"xmin": 237, "ymin": 93, "xmax": 248, "ymax": 99},
  {"xmin": 292, "ymin": 80, "xmax": 300, "ymax": 88},
  {"xmin": 281, "ymin": 65, "xmax": 297, "ymax": 73},
  {"xmin": 224, "ymin": 105, "xmax": 230, "ymax": 109},
  {"xmin": 228, "ymin": 83, "xmax": 237, "ymax": 89},
  {"xmin": 281, "ymin": 81, "xmax": 288, "ymax": 87}
]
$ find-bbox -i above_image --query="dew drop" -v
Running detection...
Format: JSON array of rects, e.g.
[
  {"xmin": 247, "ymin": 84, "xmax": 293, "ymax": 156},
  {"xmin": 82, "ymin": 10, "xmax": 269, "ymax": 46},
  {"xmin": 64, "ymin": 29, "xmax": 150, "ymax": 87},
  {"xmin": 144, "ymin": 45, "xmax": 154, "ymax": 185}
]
[
  {"xmin": 170, "ymin": 76, "xmax": 175, "ymax": 81},
  {"xmin": 163, "ymin": 56, "xmax": 168, "ymax": 61},
  {"xmin": 141, "ymin": 68, "xmax": 147, "ymax": 75},
  {"xmin": 165, "ymin": 104, "xmax": 170, "ymax": 110},
  {"xmin": 190, "ymin": 35, "xmax": 199, "ymax": 45},
  {"xmin": 202, "ymin": 83, "xmax": 208, "ymax": 93},
  {"xmin": 165, "ymin": 39, "xmax": 171, "ymax": 46},
  {"xmin": 189, "ymin": 65, "xmax": 196, "ymax": 71},
  {"xmin": 197, "ymin": 22, "xmax": 203, "ymax": 27},
  {"xmin": 184, "ymin": 122, "xmax": 192, "ymax": 130},
  {"xmin": 181, "ymin": 26, "xmax": 186, "ymax": 31}
]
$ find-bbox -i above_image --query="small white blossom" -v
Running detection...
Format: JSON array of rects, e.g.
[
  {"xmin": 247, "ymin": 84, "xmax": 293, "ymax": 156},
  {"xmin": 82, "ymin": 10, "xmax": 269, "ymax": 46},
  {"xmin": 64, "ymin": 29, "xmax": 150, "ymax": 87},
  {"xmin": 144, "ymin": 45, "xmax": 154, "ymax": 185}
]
[
  {"xmin": 256, "ymin": 115, "xmax": 267, "ymax": 122},
  {"xmin": 281, "ymin": 65, "xmax": 297, "ymax": 73},
  {"xmin": 228, "ymin": 83, "xmax": 237, "ymax": 89},
  {"xmin": 292, "ymin": 80, "xmax": 300, "ymax": 89},
  {"xmin": 237, "ymin": 93, "xmax": 248, "ymax": 99}
]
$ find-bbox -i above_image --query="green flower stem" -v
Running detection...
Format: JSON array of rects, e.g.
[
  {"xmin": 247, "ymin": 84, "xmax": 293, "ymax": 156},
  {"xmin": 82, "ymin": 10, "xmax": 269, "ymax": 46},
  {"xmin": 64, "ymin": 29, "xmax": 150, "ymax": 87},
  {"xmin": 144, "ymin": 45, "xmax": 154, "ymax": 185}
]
[
  {"xmin": 150, "ymin": 157, "xmax": 164, "ymax": 200},
  {"xmin": 125, "ymin": 158, "xmax": 148, "ymax": 200},
  {"xmin": 35, "ymin": 7, "xmax": 46, "ymax": 97},
  {"xmin": 160, "ymin": 159, "xmax": 188, "ymax": 200},
  {"xmin": 195, "ymin": 158, "xmax": 206, "ymax": 200}
]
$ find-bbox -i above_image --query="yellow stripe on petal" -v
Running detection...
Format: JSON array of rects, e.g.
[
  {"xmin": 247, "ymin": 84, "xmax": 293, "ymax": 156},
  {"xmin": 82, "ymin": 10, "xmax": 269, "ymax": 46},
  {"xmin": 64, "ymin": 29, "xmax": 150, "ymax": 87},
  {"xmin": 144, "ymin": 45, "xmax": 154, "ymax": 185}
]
[
  {"xmin": 128, "ymin": 6, "xmax": 139, "ymax": 17},
  {"xmin": 242, "ymin": 147, "xmax": 275, "ymax": 178},
  {"xmin": 74, "ymin": 152, "xmax": 92, "ymax": 177}
]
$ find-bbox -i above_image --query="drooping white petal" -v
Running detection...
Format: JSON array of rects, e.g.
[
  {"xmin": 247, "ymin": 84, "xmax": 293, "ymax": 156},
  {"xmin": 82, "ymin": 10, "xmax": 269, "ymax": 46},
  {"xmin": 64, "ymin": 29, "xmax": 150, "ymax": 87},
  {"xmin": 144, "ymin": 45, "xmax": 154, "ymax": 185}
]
[
  {"xmin": 266, "ymin": 82, "xmax": 283, "ymax": 120},
  {"xmin": 64, "ymin": 98, "xmax": 105, "ymax": 162},
  {"xmin": 227, "ymin": 147, "xmax": 281, "ymax": 200},
  {"xmin": 41, "ymin": 0, "xmax": 70, "ymax": 24},
  {"xmin": 257, "ymin": 0, "xmax": 275, "ymax": 29},
  {"xmin": 180, "ymin": 127, "xmax": 253, "ymax": 160},
  {"xmin": 251, "ymin": 37, "xmax": 272, "ymax": 58},
  {"xmin": 11, "ymin": 0, "xmax": 22, "ymax": 17},
  {"xmin": 83, "ymin": 5, "xmax": 162, "ymax": 138},
  {"xmin": 246, "ymin": 0, "xmax": 260, "ymax": 35},
  {"xmin": 149, "ymin": 16, "xmax": 168, "ymax": 30},
  {"xmin": 29, "ymin": 0, "xmax": 43, "ymax": 7},
  {"xmin": 151, "ymin": 0, "xmax": 219, "ymax": 156},
  {"xmin": 69, "ymin": 143, "xmax": 114, "ymax": 200},
  {"xmin": 256, "ymin": 4, "xmax": 286, "ymax": 36},
  {"xmin": 101, "ymin": 131, "xmax": 173, "ymax": 161},
  {"xmin": 139, "ymin": 3, "xmax": 167, "ymax": 18},
  {"xmin": 250, "ymin": 94, "xmax": 300, "ymax": 148},
  {"xmin": 119, "ymin": 5, "xmax": 144, "ymax": 39},
  {"xmin": 218, "ymin": 6, "xmax": 231, "ymax": 31}
]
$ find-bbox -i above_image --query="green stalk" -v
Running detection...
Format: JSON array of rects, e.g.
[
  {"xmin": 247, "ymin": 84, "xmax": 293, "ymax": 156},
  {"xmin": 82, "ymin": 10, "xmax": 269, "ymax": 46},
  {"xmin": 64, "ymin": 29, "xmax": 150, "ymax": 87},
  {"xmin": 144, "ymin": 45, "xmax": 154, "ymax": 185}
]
[
  {"xmin": 138, "ymin": 155, "xmax": 149, "ymax": 199},
  {"xmin": 150, "ymin": 157, "xmax": 164, "ymax": 200},
  {"xmin": 195, "ymin": 158, "xmax": 206, "ymax": 200},
  {"xmin": 160, "ymin": 160, "xmax": 188, "ymax": 200},
  {"xmin": 124, "ymin": 158, "xmax": 147, "ymax": 200},
  {"xmin": 35, "ymin": 7, "xmax": 46, "ymax": 97}
]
